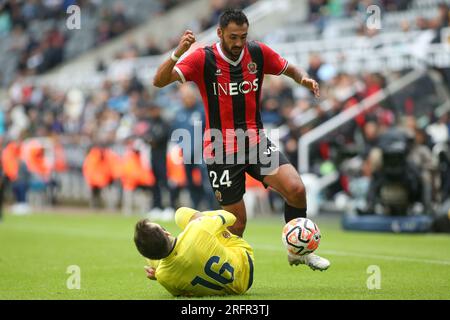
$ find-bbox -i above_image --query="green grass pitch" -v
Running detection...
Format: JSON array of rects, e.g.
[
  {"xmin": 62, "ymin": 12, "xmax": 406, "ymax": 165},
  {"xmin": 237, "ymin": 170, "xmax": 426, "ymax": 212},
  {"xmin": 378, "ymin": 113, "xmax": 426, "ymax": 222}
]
[{"xmin": 0, "ymin": 212, "xmax": 449, "ymax": 300}]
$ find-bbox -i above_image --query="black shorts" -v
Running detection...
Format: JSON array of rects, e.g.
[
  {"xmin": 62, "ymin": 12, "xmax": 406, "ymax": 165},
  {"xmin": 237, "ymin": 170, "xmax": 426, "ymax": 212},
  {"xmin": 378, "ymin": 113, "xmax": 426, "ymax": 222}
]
[{"xmin": 206, "ymin": 137, "xmax": 290, "ymax": 206}]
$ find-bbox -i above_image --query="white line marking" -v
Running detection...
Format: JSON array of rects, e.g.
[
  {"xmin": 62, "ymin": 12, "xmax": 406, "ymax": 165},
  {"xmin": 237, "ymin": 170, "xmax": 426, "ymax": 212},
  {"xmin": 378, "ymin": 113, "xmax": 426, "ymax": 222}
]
[
  {"xmin": 6, "ymin": 223, "xmax": 450, "ymax": 266},
  {"xmin": 254, "ymin": 244, "xmax": 450, "ymax": 266}
]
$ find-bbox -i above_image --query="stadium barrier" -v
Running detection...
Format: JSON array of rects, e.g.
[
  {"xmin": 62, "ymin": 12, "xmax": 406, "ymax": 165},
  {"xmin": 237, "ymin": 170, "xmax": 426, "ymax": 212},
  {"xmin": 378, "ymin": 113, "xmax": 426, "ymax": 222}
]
[
  {"xmin": 298, "ymin": 69, "xmax": 426, "ymax": 174},
  {"xmin": 266, "ymin": 0, "xmax": 445, "ymax": 44},
  {"xmin": 342, "ymin": 214, "xmax": 434, "ymax": 233}
]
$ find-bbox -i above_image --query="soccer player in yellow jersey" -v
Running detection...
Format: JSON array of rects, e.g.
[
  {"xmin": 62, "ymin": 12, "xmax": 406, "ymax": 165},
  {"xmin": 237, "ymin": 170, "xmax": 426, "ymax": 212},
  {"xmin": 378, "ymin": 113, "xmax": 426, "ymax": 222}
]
[{"xmin": 133, "ymin": 207, "xmax": 254, "ymax": 297}]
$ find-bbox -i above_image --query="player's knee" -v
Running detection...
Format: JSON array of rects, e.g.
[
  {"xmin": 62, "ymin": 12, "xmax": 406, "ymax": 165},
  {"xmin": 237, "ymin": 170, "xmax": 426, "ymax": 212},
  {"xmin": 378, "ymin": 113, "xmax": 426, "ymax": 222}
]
[
  {"xmin": 236, "ymin": 217, "xmax": 247, "ymax": 230},
  {"xmin": 285, "ymin": 182, "xmax": 306, "ymax": 204},
  {"xmin": 230, "ymin": 219, "xmax": 246, "ymax": 237}
]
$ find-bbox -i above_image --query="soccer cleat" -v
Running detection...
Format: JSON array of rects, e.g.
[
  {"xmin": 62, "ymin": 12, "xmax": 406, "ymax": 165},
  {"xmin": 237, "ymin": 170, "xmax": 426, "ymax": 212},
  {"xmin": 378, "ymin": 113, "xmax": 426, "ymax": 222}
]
[{"xmin": 288, "ymin": 253, "xmax": 330, "ymax": 271}]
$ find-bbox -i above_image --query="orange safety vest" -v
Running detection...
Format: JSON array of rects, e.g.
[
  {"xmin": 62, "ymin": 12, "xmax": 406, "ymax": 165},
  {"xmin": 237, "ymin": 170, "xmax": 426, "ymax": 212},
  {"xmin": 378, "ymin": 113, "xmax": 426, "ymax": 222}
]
[
  {"xmin": 53, "ymin": 142, "xmax": 67, "ymax": 173},
  {"xmin": 245, "ymin": 173, "xmax": 266, "ymax": 191},
  {"xmin": 166, "ymin": 146, "xmax": 187, "ymax": 187},
  {"xmin": 105, "ymin": 149, "xmax": 122, "ymax": 180},
  {"xmin": 1, "ymin": 142, "xmax": 21, "ymax": 181},
  {"xmin": 121, "ymin": 149, "xmax": 155, "ymax": 191},
  {"xmin": 192, "ymin": 167, "xmax": 202, "ymax": 186},
  {"xmin": 83, "ymin": 147, "xmax": 113, "ymax": 188},
  {"xmin": 25, "ymin": 142, "xmax": 51, "ymax": 181}
]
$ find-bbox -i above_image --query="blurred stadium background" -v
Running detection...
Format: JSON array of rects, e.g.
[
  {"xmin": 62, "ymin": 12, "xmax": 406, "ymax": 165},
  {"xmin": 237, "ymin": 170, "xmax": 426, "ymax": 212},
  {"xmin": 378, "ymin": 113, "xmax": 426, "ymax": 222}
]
[{"xmin": 0, "ymin": 0, "xmax": 450, "ymax": 300}]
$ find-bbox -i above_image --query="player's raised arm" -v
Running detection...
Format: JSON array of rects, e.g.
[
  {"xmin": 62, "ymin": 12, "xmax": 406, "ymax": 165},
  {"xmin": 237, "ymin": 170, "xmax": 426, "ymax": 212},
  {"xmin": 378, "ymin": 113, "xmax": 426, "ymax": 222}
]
[
  {"xmin": 175, "ymin": 207, "xmax": 202, "ymax": 230},
  {"xmin": 174, "ymin": 207, "xmax": 237, "ymax": 233},
  {"xmin": 208, "ymin": 210, "xmax": 237, "ymax": 228},
  {"xmin": 152, "ymin": 30, "xmax": 196, "ymax": 88},
  {"xmin": 257, "ymin": 41, "xmax": 320, "ymax": 98},
  {"xmin": 283, "ymin": 63, "xmax": 320, "ymax": 98},
  {"xmin": 196, "ymin": 210, "xmax": 238, "ymax": 234}
]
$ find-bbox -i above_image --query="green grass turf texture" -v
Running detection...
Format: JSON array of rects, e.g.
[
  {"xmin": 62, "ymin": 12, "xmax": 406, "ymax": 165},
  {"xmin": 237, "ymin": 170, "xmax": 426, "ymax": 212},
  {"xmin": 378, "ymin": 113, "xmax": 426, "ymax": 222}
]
[{"xmin": 0, "ymin": 212, "xmax": 449, "ymax": 300}]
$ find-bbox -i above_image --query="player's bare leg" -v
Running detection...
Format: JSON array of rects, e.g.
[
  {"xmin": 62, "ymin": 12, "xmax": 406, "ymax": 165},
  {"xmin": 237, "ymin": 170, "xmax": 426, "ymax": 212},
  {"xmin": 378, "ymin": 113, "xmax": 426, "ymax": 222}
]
[
  {"xmin": 222, "ymin": 199, "xmax": 247, "ymax": 237},
  {"xmin": 263, "ymin": 163, "xmax": 307, "ymax": 214},
  {"xmin": 263, "ymin": 163, "xmax": 330, "ymax": 271}
]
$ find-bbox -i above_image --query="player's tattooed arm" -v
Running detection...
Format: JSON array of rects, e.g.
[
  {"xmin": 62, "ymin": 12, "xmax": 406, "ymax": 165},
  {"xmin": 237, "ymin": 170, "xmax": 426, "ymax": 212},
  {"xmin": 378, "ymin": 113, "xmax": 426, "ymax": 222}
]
[
  {"xmin": 283, "ymin": 64, "xmax": 320, "ymax": 98},
  {"xmin": 153, "ymin": 30, "xmax": 196, "ymax": 87}
]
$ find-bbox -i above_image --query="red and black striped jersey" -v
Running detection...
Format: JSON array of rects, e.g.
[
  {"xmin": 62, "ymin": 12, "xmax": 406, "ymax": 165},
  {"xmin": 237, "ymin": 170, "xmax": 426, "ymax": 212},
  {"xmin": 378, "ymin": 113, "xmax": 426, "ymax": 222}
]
[{"xmin": 174, "ymin": 41, "xmax": 288, "ymax": 156}]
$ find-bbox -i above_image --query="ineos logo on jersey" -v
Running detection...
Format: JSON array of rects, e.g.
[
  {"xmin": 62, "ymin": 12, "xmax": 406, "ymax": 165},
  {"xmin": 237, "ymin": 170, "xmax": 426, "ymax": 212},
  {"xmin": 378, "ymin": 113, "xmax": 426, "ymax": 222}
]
[{"xmin": 212, "ymin": 79, "xmax": 259, "ymax": 96}]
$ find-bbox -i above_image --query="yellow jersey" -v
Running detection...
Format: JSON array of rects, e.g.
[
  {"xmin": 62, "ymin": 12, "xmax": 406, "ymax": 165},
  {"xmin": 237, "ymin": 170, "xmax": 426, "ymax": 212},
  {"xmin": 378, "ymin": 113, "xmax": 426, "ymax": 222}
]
[{"xmin": 153, "ymin": 208, "xmax": 254, "ymax": 297}]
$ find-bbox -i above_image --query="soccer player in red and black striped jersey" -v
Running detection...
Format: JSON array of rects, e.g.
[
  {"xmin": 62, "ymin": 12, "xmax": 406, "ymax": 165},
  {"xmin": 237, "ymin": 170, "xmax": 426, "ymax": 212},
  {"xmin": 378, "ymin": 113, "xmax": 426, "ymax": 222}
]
[{"xmin": 154, "ymin": 9, "xmax": 330, "ymax": 271}]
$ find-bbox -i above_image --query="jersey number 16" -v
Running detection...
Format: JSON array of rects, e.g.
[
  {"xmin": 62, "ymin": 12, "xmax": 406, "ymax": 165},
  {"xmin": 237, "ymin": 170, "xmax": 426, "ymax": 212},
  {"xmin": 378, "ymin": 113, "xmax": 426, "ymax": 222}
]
[{"xmin": 191, "ymin": 256, "xmax": 235, "ymax": 291}]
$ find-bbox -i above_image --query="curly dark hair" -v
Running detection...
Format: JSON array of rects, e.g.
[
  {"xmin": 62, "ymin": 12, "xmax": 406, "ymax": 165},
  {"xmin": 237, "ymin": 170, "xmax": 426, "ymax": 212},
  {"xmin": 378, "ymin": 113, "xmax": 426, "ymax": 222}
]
[{"xmin": 219, "ymin": 8, "xmax": 249, "ymax": 28}]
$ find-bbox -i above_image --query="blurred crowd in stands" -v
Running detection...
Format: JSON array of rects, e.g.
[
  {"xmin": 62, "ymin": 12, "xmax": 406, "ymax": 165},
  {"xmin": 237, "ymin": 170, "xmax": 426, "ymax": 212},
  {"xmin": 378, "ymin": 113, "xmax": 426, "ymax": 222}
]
[
  {"xmin": 2, "ymin": 60, "xmax": 449, "ymax": 214},
  {"xmin": 97, "ymin": 0, "xmax": 259, "ymax": 67},
  {"xmin": 0, "ymin": 0, "xmax": 134, "ymax": 84},
  {"xmin": 1, "ymin": 0, "xmax": 450, "ymax": 216},
  {"xmin": 0, "ymin": 0, "xmax": 260, "ymax": 215},
  {"xmin": 0, "ymin": 76, "xmax": 222, "ymax": 215},
  {"xmin": 309, "ymin": 0, "xmax": 411, "ymax": 20},
  {"xmin": 0, "ymin": 0, "xmax": 257, "ymax": 88},
  {"xmin": 307, "ymin": 0, "xmax": 450, "ymax": 38}
]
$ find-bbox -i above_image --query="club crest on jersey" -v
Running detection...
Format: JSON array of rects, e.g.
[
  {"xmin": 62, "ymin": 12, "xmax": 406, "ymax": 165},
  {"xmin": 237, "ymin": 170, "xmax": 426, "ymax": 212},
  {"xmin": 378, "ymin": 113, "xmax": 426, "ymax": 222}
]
[
  {"xmin": 215, "ymin": 190, "xmax": 223, "ymax": 202},
  {"xmin": 247, "ymin": 62, "xmax": 258, "ymax": 74}
]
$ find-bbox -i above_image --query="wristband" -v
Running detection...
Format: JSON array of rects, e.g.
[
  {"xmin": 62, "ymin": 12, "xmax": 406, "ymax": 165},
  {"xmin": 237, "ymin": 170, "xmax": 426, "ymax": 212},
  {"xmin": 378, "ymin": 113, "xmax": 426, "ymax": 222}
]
[{"xmin": 171, "ymin": 51, "xmax": 180, "ymax": 62}]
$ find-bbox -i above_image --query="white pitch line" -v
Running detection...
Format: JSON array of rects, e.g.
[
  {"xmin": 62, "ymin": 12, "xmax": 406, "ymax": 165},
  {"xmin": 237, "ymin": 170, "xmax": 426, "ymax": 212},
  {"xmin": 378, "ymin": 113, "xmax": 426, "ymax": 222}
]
[
  {"xmin": 254, "ymin": 244, "xmax": 450, "ymax": 266},
  {"xmin": 6, "ymin": 223, "xmax": 450, "ymax": 266}
]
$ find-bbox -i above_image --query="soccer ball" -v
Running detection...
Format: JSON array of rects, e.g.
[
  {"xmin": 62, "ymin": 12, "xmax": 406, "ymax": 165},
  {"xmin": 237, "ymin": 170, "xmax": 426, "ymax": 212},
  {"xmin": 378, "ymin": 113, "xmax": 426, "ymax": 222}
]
[{"xmin": 282, "ymin": 218, "xmax": 321, "ymax": 256}]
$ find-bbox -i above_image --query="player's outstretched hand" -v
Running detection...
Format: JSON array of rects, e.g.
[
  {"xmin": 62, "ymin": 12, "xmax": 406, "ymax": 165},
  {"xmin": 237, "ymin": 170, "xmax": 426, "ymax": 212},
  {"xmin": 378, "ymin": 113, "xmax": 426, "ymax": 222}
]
[
  {"xmin": 301, "ymin": 78, "xmax": 320, "ymax": 98},
  {"xmin": 144, "ymin": 266, "xmax": 157, "ymax": 280},
  {"xmin": 175, "ymin": 30, "xmax": 196, "ymax": 58}
]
